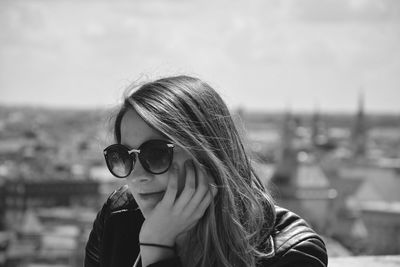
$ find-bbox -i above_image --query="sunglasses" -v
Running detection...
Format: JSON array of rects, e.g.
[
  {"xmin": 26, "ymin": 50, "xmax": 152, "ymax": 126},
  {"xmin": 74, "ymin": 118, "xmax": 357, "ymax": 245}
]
[{"xmin": 103, "ymin": 139, "xmax": 175, "ymax": 178}]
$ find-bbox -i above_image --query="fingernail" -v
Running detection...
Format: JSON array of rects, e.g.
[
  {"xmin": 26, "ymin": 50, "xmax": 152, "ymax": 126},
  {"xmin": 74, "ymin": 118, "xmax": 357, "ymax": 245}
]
[{"xmin": 209, "ymin": 184, "xmax": 218, "ymax": 193}]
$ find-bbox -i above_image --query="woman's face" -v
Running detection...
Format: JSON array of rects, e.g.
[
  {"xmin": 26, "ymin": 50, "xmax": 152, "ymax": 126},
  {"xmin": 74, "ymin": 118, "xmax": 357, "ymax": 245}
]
[{"xmin": 120, "ymin": 109, "xmax": 192, "ymax": 218}]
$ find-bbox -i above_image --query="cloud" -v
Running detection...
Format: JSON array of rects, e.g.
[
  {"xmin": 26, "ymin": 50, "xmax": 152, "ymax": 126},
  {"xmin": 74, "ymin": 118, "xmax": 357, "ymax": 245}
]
[
  {"xmin": 1, "ymin": 0, "xmax": 399, "ymax": 112},
  {"xmin": 290, "ymin": 0, "xmax": 400, "ymax": 22}
]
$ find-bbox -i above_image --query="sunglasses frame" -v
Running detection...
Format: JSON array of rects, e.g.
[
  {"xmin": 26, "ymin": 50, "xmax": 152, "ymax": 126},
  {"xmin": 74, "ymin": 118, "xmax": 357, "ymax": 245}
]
[{"xmin": 103, "ymin": 139, "xmax": 175, "ymax": 178}]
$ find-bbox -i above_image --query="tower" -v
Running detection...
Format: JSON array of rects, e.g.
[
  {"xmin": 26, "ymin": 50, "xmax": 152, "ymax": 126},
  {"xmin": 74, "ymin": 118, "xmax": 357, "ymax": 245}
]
[
  {"xmin": 352, "ymin": 91, "xmax": 367, "ymax": 158},
  {"xmin": 271, "ymin": 109, "xmax": 298, "ymax": 186},
  {"xmin": 311, "ymin": 105, "xmax": 321, "ymax": 146}
]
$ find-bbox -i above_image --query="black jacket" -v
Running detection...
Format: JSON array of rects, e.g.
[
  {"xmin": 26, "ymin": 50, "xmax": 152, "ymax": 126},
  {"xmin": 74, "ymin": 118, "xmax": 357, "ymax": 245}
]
[{"xmin": 85, "ymin": 185, "xmax": 328, "ymax": 267}]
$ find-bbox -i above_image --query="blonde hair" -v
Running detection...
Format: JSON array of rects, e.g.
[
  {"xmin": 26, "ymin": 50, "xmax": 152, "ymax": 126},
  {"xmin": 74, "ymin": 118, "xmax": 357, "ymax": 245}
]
[{"xmin": 114, "ymin": 76, "xmax": 276, "ymax": 267}]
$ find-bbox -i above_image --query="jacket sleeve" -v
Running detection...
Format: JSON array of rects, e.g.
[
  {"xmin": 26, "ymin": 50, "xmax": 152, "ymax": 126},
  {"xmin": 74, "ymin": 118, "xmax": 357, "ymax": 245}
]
[
  {"xmin": 259, "ymin": 206, "xmax": 328, "ymax": 267},
  {"xmin": 84, "ymin": 198, "xmax": 110, "ymax": 267},
  {"xmin": 267, "ymin": 236, "xmax": 328, "ymax": 267}
]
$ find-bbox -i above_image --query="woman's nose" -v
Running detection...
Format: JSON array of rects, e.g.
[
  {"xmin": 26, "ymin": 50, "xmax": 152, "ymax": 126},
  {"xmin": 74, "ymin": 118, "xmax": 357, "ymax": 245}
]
[{"xmin": 128, "ymin": 160, "xmax": 153, "ymax": 183}]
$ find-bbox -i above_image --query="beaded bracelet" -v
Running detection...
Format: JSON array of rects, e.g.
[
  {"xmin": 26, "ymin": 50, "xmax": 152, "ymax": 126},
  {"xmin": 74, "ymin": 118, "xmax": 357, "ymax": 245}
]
[{"xmin": 139, "ymin": 242, "xmax": 175, "ymax": 251}]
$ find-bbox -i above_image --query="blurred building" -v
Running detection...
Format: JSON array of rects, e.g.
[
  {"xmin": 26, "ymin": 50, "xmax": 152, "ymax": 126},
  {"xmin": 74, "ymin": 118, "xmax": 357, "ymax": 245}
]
[
  {"xmin": 0, "ymin": 180, "xmax": 100, "ymax": 231},
  {"xmin": 5, "ymin": 206, "xmax": 96, "ymax": 267},
  {"xmin": 269, "ymin": 110, "xmax": 337, "ymax": 233},
  {"xmin": 360, "ymin": 202, "xmax": 400, "ymax": 255},
  {"xmin": 331, "ymin": 165, "xmax": 400, "ymax": 254},
  {"xmin": 264, "ymin": 94, "xmax": 400, "ymax": 256}
]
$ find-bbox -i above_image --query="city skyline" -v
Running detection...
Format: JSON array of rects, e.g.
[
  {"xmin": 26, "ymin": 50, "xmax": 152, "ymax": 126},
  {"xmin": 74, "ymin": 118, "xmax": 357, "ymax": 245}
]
[{"xmin": 0, "ymin": 0, "xmax": 399, "ymax": 113}]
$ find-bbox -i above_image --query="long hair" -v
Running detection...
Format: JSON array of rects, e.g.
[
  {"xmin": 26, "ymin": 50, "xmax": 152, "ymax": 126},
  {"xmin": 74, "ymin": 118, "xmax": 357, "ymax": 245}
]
[{"xmin": 113, "ymin": 75, "xmax": 276, "ymax": 267}]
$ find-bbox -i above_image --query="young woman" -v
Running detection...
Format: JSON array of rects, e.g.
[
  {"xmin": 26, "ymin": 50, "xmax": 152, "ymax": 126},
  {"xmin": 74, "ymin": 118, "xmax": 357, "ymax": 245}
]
[{"xmin": 85, "ymin": 76, "xmax": 328, "ymax": 267}]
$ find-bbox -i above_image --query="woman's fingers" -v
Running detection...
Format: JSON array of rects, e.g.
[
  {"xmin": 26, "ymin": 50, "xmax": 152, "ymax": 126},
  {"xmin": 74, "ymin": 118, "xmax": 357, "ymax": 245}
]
[
  {"xmin": 209, "ymin": 183, "xmax": 218, "ymax": 198},
  {"xmin": 182, "ymin": 162, "xmax": 210, "ymax": 213},
  {"xmin": 165, "ymin": 159, "xmax": 217, "ymax": 221},
  {"xmin": 193, "ymin": 186, "xmax": 217, "ymax": 219},
  {"xmin": 162, "ymin": 163, "xmax": 179, "ymax": 206},
  {"xmin": 177, "ymin": 162, "xmax": 217, "ymax": 231},
  {"xmin": 174, "ymin": 160, "xmax": 196, "ymax": 211}
]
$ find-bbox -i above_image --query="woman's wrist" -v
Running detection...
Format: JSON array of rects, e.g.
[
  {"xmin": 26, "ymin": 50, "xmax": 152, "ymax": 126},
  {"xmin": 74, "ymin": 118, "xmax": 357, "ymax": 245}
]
[
  {"xmin": 139, "ymin": 242, "xmax": 176, "ymax": 267},
  {"xmin": 139, "ymin": 231, "xmax": 176, "ymax": 247}
]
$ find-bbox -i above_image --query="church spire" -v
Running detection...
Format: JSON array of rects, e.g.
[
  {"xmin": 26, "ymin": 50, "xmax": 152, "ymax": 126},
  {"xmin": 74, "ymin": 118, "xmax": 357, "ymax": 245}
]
[
  {"xmin": 352, "ymin": 89, "xmax": 367, "ymax": 157},
  {"xmin": 272, "ymin": 107, "xmax": 298, "ymax": 186},
  {"xmin": 311, "ymin": 103, "xmax": 321, "ymax": 146}
]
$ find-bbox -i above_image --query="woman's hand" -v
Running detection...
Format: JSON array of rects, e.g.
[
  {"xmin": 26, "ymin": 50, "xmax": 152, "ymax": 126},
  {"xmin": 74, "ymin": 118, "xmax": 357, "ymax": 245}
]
[
  {"xmin": 139, "ymin": 160, "xmax": 217, "ymax": 266},
  {"xmin": 139, "ymin": 159, "xmax": 217, "ymax": 246}
]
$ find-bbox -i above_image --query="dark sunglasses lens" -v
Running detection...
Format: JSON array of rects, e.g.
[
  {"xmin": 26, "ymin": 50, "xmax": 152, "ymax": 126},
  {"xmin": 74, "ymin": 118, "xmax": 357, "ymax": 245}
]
[
  {"xmin": 140, "ymin": 141, "xmax": 172, "ymax": 174},
  {"xmin": 105, "ymin": 146, "xmax": 134, "ymax": 178}
]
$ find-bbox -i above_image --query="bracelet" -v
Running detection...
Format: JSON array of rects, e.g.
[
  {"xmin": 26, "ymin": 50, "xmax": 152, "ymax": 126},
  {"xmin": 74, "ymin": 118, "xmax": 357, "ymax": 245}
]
[{"xmin": 139, "ymin": 242, "xmax": 175, "ymax": 251}]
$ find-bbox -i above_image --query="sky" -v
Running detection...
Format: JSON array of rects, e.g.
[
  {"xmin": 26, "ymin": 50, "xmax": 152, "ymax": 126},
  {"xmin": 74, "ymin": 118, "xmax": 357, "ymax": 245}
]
[{"xmin": 0, "ymin": 0, "xmax": 399, "ymax": 113}]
